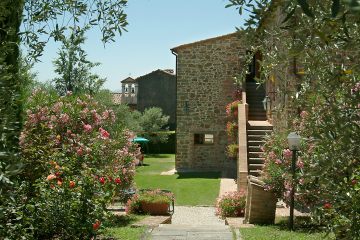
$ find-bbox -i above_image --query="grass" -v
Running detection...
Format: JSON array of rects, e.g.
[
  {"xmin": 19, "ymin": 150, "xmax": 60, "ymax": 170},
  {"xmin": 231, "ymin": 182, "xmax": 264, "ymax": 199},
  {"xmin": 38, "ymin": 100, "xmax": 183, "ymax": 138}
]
[
  {"xmin": 240, "ymin": 217, "xmax": 335, "ymax": 240},
  {"xmin": 240, "ymin": 226, "xmax": 333, "ymax": 240},
  {"xmin": 134, "ymin": 154, "xmax": 221, "ymax": 206},
  {"xmin": 102, "ymin": 214, "xmax": 147, "ymax": 240}
]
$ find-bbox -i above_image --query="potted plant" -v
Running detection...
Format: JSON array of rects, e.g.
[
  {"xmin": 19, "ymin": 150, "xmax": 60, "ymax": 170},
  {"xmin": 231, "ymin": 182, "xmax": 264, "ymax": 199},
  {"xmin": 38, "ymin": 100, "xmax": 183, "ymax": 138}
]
[{"xmin": 126, "ymin": 189, "xmax": 174, "ymax": 215}]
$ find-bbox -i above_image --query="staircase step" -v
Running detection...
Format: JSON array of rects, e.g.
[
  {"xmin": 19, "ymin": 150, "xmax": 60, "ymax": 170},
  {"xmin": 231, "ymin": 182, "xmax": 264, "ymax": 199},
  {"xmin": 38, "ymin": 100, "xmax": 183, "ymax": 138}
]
[
  {"xmin": 248, "ymin": 112, "xmax": 266, "ymax": 117},
  {"xmin": 248, "ymin": 145, "xmax": 262, "ymax": 152},
  {"xmin": 249, "ymin": 117, "xmax": 268, "ymax": 121},
  {"xmin": 247, "ymin": 130, "xmax": 272, "ymax": 135},
  {"xmin": 249, "ymin": 169, "xmax": 262, "ymax": 177},
  {"xmin": 248, "ymin": 152, "xmax": 264, "ymax": 158},
  {"xmin": 249, "ymin": 164, "xmax": 264, "ymax": 170},
  {"xmin": 247, "ymin": 140, "xmax": 266, "ymax": 146},
  {"xmin": 247, "ymin": 125, "xmax": 273, "ymax": 130},
  {"xmin": 248, "ymin": 158, "xmax": 265, "ymax": 164},
  {"xmin": 247, "ymin": 135, "xmax": 265, "ymax": 141}
]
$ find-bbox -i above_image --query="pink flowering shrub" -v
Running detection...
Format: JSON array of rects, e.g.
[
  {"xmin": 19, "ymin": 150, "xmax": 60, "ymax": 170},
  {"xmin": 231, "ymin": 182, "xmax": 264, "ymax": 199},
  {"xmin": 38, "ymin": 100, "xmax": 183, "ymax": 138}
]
[
  {"xmin": 19, "ymin": 89, "xmax": 139, "ymax": 239},
  {"xmin": 260, "ymin": 131, "xmax": 316, "ymax": 210},
  {"xmin": 215, "ymin": 191, "xmax": 246, "ymax": 219}
]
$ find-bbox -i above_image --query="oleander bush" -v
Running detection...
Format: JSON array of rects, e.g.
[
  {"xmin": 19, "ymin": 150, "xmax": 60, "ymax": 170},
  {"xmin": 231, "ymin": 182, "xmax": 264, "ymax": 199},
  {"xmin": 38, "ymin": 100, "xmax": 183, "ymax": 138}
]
[
  {"xmin": 18, "ymin": 89, "xmax": 139, "ymax": 239},
  {"xmin": 216, "ymin": 191, "xmax": 246, "ymax": 219}
]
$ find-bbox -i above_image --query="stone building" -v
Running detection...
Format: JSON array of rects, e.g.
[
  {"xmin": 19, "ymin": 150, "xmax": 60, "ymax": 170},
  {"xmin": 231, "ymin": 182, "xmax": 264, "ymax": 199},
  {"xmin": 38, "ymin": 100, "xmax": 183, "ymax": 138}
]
[
  {"xmin": 136, "ymin": 69, "xmax": 176, "ymax": 130},
  {"xmin": 112, "ymin": 70, "xmax": 176, "ymax": 130},
  {"xmin": 120, "ymin": 77, "xmax": 138, "ymax": 109},
  {"xmin": 171, "ymin": 33, "xmax": 245, "ymax": 172}
]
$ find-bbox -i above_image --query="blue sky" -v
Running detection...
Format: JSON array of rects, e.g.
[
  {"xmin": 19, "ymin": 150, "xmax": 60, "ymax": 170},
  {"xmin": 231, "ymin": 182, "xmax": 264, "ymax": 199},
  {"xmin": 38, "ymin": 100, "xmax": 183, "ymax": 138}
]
[{"xmin": 32, "ymin": 0, "xmax": 247, "ymax": 92}]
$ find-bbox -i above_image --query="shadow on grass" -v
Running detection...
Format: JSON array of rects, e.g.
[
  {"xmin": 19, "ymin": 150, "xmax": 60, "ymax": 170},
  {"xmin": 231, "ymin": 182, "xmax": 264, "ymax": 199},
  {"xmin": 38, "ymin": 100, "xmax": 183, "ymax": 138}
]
[
  {"xmin": 275, "ymin": 216, "xmax": 327, "ymax": 234},
  {"xmin": 145, "ymin": 154, "xmax": 172, "ymax": 158},
  {"xmin": 104, "ymin": 214, "xmax": 143, "ymax": 228},
  {"xmin": 176, "ymin": 171, "xmax": 221, "ymax": 179}
]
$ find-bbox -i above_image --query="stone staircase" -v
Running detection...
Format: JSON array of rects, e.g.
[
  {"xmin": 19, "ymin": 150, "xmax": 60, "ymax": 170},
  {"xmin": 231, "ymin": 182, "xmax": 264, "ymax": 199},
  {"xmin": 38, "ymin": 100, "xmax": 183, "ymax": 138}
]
[
  {"xmin": 150, "ymin": 224, "xmax": 233, "ymax": 240},
  {"xmin": 247, "ymin": 121, "xmax": 273, "ymax": 176},
  {"xmin": 246, "ymin": 82, "xmax": 267, "ymax": 121}
]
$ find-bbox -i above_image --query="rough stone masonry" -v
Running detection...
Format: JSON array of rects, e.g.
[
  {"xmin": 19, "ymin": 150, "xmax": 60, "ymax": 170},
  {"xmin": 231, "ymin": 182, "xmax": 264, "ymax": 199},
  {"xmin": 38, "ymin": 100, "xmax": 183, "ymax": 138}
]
[{"xmin": 171, "ymin": 32, "xmax": 245, "ymax": 172}]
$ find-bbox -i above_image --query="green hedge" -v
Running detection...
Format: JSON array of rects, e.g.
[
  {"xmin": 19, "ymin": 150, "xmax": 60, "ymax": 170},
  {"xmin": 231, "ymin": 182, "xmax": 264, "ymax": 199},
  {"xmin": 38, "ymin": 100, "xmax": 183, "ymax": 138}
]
[{"xmin": 144, "ymin": 133, "xmax": 175, "ymax": 154}]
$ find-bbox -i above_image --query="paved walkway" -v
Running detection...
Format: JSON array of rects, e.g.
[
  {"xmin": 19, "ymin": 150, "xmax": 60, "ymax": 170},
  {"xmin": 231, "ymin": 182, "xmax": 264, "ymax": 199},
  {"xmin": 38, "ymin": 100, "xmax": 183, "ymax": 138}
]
[{"xmin": 148, "ymin": 173, "xmax": 240, "ymax": 239}]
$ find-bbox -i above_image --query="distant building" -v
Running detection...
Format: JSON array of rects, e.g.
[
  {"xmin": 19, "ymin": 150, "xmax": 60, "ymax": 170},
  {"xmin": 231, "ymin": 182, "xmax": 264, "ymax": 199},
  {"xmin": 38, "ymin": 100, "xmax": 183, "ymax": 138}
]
[
  {"xmin": 120, "ymin": 77, "xmax": 138, "ymax": 109},
  {"xmin": 112, "ymin": 70, "xmax": 176, "ymax": 129},
  {"xmin": 136, "ymin": 69, "xmax": 176, "ymax": 130}
]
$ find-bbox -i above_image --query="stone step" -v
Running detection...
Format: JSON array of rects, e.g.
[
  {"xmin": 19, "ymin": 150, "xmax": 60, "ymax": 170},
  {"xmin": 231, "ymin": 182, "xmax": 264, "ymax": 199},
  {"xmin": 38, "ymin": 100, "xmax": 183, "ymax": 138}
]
[
  {"xmin": 247, "ymin": 125, "xmax": 273, "ymax": 131},
  {"xmin": 248, "ymin": 158, "xmax": 265, "ymax": 164},
  {"xmin": 248, "ymin": 152, "xmax": 263, "ymax": 158},
  {"xmin": 247, "ymin": 135, "xmax": 265, "ymax": 141},
  {"xmin": 249, "ymin": 163, "xmax": 264, "ymax": 170},
  {"xmin": 247, "ymin": 140, "xmax": 266, "ymax": 146},
  {"xmin": 151, "ymin": 224, "xmax": 233, "ymax": 240},
  {"xmin": 249, "ymin": 169, "xmax": 262, "ymax": 177},
  {"xmin": 248, "ymin": 112, "xmax": 266, "ymax": 117},
  {"xmin": 247, "ymin": 129, "xmax": 272, "ymax": 135},
  {"xmin": 248, "ymin": 145, "xmax": 262, "ymax": 152},
  {"xmin": 158, "ymin": 224, "xmax": 230, "ymax": 231},
  {"xmin": 248, "ymin": 116, "xmax": 268, "ymax": 121}
]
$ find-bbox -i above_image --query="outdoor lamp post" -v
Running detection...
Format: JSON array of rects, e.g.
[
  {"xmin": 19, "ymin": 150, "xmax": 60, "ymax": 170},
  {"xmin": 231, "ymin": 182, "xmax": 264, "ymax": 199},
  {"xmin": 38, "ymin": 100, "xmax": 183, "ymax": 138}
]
[{"xmin": 287, "ymin": 132, "xmax": 301, "ymax": 231}]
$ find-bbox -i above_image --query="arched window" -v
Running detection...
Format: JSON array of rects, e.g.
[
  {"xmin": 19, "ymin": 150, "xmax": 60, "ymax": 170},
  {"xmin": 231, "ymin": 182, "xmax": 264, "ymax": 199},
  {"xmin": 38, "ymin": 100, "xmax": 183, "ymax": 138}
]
[
  {"xmin": 124, "ymin": 84, "xmax": 129, "ymax": 93},
  {"xmin": 131, "ymin": 84, "xmax": 135, "ymax": 93}
]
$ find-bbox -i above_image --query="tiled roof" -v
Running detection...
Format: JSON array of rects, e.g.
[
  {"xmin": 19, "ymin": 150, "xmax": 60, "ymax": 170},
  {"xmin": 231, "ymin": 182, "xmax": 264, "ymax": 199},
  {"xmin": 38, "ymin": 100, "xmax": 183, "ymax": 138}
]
[
  {"xmin": 171, "ymin": 32, "xmax": 239, "ymax": 52},
  {"xmin": 136, "ymin": 69, "xmax": 175, "ymax": 81},
  {"xmin": 121, "ymin": 77, "xmax": 136, "ymax": 83}
]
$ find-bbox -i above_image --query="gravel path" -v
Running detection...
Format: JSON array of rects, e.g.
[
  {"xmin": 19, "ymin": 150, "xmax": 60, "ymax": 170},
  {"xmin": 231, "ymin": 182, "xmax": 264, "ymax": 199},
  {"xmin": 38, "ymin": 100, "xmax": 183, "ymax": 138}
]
[{"xmin": 172, "ymin": 206, "xmax": 225, "ymax": 226}]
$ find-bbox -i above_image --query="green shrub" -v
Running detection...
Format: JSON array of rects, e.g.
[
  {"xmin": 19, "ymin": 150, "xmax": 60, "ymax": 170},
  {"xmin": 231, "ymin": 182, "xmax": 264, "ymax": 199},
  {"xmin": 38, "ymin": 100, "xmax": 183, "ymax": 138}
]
[
  {"xmin": 19, "ymin": 89, "xmax": 139, "ymax": 239},
  {"xmin": 216, "ymin": 191, "xmax": 246, "ymax": 219}
]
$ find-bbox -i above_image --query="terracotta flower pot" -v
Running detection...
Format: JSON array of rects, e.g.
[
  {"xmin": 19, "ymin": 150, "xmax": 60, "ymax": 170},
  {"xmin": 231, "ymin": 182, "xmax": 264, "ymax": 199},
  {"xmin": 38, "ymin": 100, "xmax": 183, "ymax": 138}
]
[{"xmin": 140, "ymin": 201, "xmax": 170, "ymax": 215}]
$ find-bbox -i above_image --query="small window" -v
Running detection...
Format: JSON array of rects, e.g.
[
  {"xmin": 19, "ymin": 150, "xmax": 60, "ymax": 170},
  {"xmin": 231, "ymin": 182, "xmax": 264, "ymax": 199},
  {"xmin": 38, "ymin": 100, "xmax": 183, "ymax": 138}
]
[
  {"xmin": 131, "ymin": 84, "xmax": 135, "ymax": 93},
  {"xmin": 194, "ymin": 133, "xmax": 214, "ymax": 145},
  {"xmin": 124, "ymin": 84, "xmax": 129, "ymax": 93}
]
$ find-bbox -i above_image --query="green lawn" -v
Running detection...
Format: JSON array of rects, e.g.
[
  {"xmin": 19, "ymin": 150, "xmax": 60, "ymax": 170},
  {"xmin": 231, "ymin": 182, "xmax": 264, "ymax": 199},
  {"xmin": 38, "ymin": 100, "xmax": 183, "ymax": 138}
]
[
  {"xmin": 240, "ymin": 226, "xmax": 333, "ymax": 240},
  {"xmin": 103, "ymin": 215, "xmax": 147, "ymax": 240},
  {"xmin": 134, "ymin": 154, "xmax": 221, "ymax": 206},
  {"xmin": 240, "ymin": 217, "xmax": 334, "ymax": 240}
]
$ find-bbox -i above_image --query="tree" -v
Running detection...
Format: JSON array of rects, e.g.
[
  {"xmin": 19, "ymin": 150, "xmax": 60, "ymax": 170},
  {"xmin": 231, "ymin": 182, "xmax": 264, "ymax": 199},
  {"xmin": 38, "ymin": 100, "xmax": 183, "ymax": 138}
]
[
  {"xmin": 0, "ymin": 0, "xmax": 128, "ymax": 183},
  {"xmin": 0, "ymin": 0, "xmax": 128, "ymax": 237},
  {"xmin": 228, "ymin": 0, "xmax": 360, "ymax": 237},
  {"xmin": 53, "ymin": 27, "xmax": 105, "ymax": 95},
  {"xmin": 139, "ymin": 107, "xmax": 170, "ymax": 144}
]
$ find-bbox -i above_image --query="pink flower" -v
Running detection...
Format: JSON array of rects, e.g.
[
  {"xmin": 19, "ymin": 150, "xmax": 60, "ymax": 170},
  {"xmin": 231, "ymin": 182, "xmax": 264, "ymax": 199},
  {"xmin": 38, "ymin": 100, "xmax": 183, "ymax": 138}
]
[
  {"xmin": 275, "ymin": 159, "xmax": 282, "ymax": 165},
  {"xmin": 83, "ymin": 124, "xmax": 92, "ymax": 132},
  {"xmin": 323, "ymin": 203, "xmax": 332, "ymax": 209},
  {"xmin": 268, "ymin": 151, "xmax": 277, "ymax": 160},
  {"xmin": 296, "ymin": 159, "xmax": 304, "ymax": 169},
  {"xmin": 299, "ymin": 178, "xmax": 305, "ymax": 185},
  {"xmin": 99, "ymin": 127, "xmax": 110, "ymax": 139},
  {"xmin": 59, "ymin": 113, "xmax": 69, "ymax": 123},
  {"xmin": 46, "ymin": 174, "xmax": 57, "ymax": 181},
  {"xmin": 283, "ymin": 149, "xmax": 292, "ymax": 160},
  {"xmin": 77, "ymin": 148, "xmax": 83, "ymax": 156},
  {"xmin": 300, "ymin": 111, "xmax": 308, "ymax": 118}
]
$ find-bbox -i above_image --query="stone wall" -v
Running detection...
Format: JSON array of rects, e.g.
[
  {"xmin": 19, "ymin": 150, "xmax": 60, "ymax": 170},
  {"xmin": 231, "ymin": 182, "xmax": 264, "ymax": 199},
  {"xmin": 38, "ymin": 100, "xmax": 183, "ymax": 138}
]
[{"xmin": 173, "ymin": 33, "xmax": 245, "ymax": 172}]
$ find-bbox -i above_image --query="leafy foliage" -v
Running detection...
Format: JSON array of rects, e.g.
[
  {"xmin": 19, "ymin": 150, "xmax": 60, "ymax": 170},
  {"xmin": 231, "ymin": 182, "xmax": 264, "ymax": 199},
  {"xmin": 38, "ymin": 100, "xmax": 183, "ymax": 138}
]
[
  {"xmin": 216, "ymin": 191, "xmax": 246, "ymax": 219},
  {"xmin": 228, "ymin": 0, "xmax": 360, "ymax": 237},
  {"xmin": 138, "ymin": 107, "xmax": 170, "ymax": 144},
  {"xmin": 17, "ymin": 89, "xmax": 138, "ymax": 239},
  {"xmin": 52, "ymin": 27, "xmax": 106, "ymax": 95}
]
